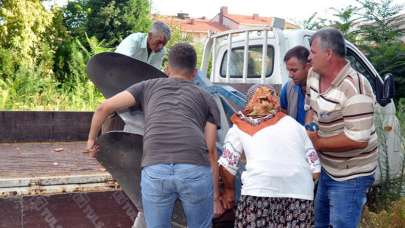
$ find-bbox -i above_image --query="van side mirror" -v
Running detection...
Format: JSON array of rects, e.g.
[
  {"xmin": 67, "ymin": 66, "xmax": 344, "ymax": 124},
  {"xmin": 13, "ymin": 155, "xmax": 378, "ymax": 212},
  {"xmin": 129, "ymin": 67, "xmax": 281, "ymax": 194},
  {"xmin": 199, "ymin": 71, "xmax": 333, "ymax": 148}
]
[{"xmin": 376, "ymin": 73, "xmax": 395, "ymax": 107}]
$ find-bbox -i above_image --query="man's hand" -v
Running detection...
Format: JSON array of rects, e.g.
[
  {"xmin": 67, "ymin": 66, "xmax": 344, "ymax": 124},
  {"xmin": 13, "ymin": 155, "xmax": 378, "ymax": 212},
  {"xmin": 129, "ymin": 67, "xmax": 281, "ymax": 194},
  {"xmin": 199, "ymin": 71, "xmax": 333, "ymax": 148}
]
[
  {"xmin": 307, "ymin": 131, "xmax": 321, "ymax": 151},
  {"xmin": 312, "ymin": 172, "xmax": 320, "ymax": 181},
  {"xmin": 213, "ymin": 197, "xmax": 224, "ymax": 218},
  {"xmin": 221, "ymin": 188, "xmax": 235, "ymax": 210},
  {"xmin": 86, "ymin": 139, "xmax": 99, "ymax": 157}
]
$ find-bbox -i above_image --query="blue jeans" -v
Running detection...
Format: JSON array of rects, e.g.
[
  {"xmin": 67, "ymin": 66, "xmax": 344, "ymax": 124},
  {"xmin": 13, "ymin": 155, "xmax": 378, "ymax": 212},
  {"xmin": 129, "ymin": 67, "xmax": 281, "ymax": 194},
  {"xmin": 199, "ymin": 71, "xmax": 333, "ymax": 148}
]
[
  {"xmin": 315, "ymin": 169, "xmax": 374, "ymax": 228},
  {"xmin": 141, "ymin": 164, "xmax": 213, "ymax": 228}
]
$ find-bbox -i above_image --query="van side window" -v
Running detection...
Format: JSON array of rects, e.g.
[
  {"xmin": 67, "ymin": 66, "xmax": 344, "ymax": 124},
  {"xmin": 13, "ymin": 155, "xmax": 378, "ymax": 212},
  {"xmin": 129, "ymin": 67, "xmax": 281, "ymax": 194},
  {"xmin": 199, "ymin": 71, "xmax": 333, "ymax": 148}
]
[
  {"xmin": 220, "ymin": 45, "xmax": 275, "ymax": 78},
  {"xmin": 346, "ymin": 49, "xmax": 377, "ymax": 93}
]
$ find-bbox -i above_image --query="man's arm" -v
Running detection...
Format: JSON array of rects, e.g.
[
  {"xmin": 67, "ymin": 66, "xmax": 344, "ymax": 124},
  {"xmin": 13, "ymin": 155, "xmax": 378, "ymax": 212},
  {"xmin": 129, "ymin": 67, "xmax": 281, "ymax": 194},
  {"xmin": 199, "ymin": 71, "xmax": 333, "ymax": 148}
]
[
  {"xmin": 308, "ymin": 132, "xmax": 368, "ymax": 153},
  {"xmin": 305, "ymin": 109, "xmax": 314, "ymax": 125},
  {"xmin": 86, "ymin": 91, "xmax": 136, "ymax": 156},
  {"xmin": 308, "ymin": 93, "xmax": 373, "ymax": 153},
  {"xmin": 220, "ymin": 166, "xmax": 235, "ymax": 209},
  {"xmin": 204, "ymin": 122, "xmax": 223, "ymax": 217}
]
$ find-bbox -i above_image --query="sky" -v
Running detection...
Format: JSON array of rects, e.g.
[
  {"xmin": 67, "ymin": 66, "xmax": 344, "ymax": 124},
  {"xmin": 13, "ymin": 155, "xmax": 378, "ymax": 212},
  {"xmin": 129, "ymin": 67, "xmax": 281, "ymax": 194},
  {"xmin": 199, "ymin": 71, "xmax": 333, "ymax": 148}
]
[{"xmin": 44, "ymin": 0, "xmax": 405, "ymax": 25}]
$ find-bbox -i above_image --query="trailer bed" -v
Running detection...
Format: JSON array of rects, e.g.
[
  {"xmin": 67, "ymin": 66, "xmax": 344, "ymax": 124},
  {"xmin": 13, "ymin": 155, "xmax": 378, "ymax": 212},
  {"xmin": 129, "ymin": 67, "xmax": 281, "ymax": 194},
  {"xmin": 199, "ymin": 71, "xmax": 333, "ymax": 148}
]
[{"xmin": 0, "ymin": 141, "xmax": 105, "ymax": 179}]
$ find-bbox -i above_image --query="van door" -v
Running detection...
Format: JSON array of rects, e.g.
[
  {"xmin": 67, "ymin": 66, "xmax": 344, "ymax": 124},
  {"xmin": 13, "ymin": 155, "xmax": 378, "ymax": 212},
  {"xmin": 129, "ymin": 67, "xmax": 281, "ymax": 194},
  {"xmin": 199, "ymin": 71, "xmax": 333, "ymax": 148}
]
[{"xmin": 345, "ymin": 46, "xmax": 403, "ymax": 184}]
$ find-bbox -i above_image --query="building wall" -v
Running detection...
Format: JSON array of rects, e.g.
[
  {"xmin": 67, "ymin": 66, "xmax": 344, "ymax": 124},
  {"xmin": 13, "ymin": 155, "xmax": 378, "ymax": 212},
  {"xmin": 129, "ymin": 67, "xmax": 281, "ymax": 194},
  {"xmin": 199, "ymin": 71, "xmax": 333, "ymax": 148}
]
[
  {"xmin": 186, "ymin": 31, "xmax": 209, "ymax": 43},
  {"xmin": 211, "ymin": 14, "xmax": 239, "ymax": 29}
]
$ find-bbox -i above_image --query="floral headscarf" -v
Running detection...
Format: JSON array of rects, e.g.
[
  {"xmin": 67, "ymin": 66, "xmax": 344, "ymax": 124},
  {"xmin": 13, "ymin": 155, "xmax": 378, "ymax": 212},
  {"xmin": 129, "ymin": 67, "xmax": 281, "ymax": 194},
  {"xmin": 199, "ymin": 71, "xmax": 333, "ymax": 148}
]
[
  {"xmin": 244, "ymin": 84, "xmax": 280, "ymax": 117},
  {"xmin": 231, "ymin": 84, "xmax": 282, "ymax": 127}
]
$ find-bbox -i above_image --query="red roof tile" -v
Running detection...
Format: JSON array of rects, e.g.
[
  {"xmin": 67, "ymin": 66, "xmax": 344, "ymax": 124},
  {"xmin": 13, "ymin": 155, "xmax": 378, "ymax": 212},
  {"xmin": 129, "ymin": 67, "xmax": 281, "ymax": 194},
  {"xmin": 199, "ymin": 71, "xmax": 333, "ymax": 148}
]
[
  {"xmin": 156, "ymin": 16, "xmax": 227, "ymax": 33},
  {"xmin": 224, "ymin": 14, "xmax": 299, "ymax": 29},
  {"xmin": 226, "ymin": 14, "xmax": 273, "ymax": 26}
]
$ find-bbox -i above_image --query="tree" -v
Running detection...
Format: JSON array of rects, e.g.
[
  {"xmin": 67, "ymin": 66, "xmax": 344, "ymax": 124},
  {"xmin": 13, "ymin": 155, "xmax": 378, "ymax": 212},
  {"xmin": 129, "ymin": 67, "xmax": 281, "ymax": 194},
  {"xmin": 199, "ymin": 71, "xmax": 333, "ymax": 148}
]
[
  {"xmin": 302, "ymin": 12, "xmax": 329, "ymax": 30},
  {"xmin": 63, "ymin": 0, "xmax": 89, "ymax": 39},
  {"xmin": 63, "ymin": 0, "xmax": 152, "ymax": 47},
  {"xmin": 356, "ymin": 0, "xmax": 405, "ymax": 44},
  {"xmin": 330, "ymin": 5, "xmax": 361, "ymax": 43},
  {"xmin": 354, "ymin": 0, "xmax": 405, "ymax": 101},
  {"xmin": 0, "ymin": 0, "xmax": 54, "ymax": 68},
  {"xmin": 161, "ymin": 24, "xmax": 193, "ymax": 68}
]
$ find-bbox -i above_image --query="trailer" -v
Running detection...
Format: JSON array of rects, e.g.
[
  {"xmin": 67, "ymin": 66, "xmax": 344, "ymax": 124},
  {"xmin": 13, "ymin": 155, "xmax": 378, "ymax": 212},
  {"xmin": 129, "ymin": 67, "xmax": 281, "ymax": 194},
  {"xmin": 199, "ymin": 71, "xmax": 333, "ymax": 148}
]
[{"xmin": 0, "ymin": 111, "xmax": 137, "ymax": 228}]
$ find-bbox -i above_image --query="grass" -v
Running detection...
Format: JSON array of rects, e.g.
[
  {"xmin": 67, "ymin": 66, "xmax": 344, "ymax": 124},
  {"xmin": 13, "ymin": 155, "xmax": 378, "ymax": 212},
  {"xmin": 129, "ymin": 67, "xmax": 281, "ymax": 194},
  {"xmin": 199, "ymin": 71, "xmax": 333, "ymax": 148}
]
[{"xmin": 0, "ymin": 69, "xmax": 103, "ymax": 111}]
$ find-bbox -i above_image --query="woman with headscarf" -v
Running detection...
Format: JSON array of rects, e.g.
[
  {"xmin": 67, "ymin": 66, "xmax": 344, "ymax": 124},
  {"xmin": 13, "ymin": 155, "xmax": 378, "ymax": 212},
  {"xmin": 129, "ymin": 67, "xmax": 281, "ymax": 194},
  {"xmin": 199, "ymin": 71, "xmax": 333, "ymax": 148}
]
[{"xmin": 218, "ymin": 84, "xmax": 320, "ymax": 227}]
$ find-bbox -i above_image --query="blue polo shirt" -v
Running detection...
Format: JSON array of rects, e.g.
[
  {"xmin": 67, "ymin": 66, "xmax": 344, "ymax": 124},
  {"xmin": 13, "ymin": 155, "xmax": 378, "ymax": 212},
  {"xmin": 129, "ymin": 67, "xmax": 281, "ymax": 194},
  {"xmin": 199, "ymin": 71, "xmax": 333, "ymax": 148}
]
[
  {"xmin": 115, "ymin": 33, "xmax": 164, "ymax": 69},
  {"xmin": 280, "ymin": 82, "xmax": 306, "ymax": 125}
]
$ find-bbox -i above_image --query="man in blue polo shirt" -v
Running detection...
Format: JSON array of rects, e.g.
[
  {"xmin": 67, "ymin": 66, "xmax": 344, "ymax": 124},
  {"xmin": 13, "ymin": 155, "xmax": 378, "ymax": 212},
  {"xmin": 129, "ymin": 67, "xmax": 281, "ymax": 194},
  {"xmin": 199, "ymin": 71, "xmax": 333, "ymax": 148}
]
[
  {"xmin": 115, "ymin": 21, "xmax": 171, "ymax": 69},
  {"xmin": 280, "ymin": 46, "xmax": 311, "ymax": 125}
]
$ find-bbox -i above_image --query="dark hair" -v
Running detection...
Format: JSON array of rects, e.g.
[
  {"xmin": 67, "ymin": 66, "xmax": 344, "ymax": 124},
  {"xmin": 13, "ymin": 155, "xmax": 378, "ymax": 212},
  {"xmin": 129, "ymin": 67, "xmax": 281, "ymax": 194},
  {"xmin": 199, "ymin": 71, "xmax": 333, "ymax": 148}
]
[
  {"xmin": 283, "ymin": 46, "xmax": 309, "ymax": 64},
  {"xmin": 311, "ymin": 28, "xmax": 346, "ymax": 57},
  {"xmin": 168, "ymin": 43, "xmax": 197, "ymax": 71}
]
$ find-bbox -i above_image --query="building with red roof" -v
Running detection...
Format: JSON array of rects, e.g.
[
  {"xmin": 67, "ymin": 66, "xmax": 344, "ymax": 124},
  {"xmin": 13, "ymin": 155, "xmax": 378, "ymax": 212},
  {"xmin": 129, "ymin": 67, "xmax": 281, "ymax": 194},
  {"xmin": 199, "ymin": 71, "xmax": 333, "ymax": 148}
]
[{"xmin": 155, "ymin": 6, "xmax": 300, "ymax": 43}]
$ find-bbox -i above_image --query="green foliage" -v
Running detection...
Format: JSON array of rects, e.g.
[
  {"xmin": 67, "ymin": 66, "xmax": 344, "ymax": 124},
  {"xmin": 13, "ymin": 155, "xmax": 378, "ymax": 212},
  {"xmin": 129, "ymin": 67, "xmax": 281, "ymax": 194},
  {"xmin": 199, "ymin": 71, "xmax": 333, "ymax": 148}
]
[
  {"xmin": 354, "ymin": 0, "xmax": 405, "ymax": 101},
  {"xmin": 0, "ymin": 34, "xmax": 104, "ymax": 111},
  {"xmin": 397, "ymin": 98, "xmax": 405, "ymax": 131},
  {"xmin": 365, "ymin": 42, "xmax": 405, "ymax": 99},
  {"xmin": 0, "ymin": 61, "xmax": 103, "ymax": 111},
  {"xmin": 330, "ymin": 5, "xmax": 361, "ymax": 43},
  {"xmin": 63, "ymin": 0, "xmax": 89, "ymax": 38},
  {"xmin": 302, "ymin": 12, "xmax": 329, "ymax": 30},
  {"xmin": 46, "ymin": 6, "xmax": 70, "ymax": 52},
  {"xmin": 63, "ymin": 0, "xmax": 152, "ymax": 47},
  {"xmin": 162, "ymin": 25, "xmax": 193, "ymax": 68},
  {"xmin": 0, "ymin": 0, "xmax": 153, "ymax": 111},
  {"xmin": 356, "ymin": 0, "xmax": 404, "ymax": 44},
  {"xmin": 53, "ymin": 34, "xmax": 111, "ymax": 83},
  {"xmin": 0, "ymin": 47, "xmax": 17, "ymax": 80},
  {"xmin": 0, "ymin": 0, "xmax": 54, "ymax": 66}
]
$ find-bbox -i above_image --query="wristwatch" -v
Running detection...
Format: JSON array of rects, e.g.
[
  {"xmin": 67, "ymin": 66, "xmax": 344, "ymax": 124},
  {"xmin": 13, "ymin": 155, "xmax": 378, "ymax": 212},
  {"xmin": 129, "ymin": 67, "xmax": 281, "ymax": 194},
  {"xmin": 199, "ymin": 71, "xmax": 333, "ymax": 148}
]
[{"xmin": 305, "ymin": 122, "xmax": 319, "ymax": 132}]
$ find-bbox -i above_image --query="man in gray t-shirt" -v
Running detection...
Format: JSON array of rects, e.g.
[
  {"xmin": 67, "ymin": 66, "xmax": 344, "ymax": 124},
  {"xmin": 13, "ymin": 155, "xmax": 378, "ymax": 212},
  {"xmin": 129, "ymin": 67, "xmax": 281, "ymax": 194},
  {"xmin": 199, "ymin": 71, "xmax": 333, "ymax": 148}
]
[
  {"xmin": 86, "ymin": 43, "xmax": 223, "ymax": 227},
  {"xmin": 127, "ymin": 77, "xmax": 220, "ymax": 167}
]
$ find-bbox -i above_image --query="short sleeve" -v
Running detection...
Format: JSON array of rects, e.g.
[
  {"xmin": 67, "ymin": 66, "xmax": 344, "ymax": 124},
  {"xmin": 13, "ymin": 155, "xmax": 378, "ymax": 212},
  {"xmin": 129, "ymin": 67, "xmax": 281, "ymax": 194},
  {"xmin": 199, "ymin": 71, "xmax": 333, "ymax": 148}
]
[
  {"xmin": 343, "ymin": 94, "xmax": 374, "ymax": 142},
  {"xmin": 115, "ymin": 34, "xmax": 141, "ymax": 57},
  {"xmin": 205, "ymin": 94, "xmax": 221, "ymax": 129},
  {"xmin": 280, "ymin": 82, "xmax": 289, "ymax": 110},
  {"xmin": 218, "ymin": 126, "xmax": 243, "ymax": 175},
  {"xmin": 126, "ymin": 81, "xmax": 146, "ymax": 110},
  {"xmin": 302, "ymin": 128, "xmax": 321, "ymax": 173}
]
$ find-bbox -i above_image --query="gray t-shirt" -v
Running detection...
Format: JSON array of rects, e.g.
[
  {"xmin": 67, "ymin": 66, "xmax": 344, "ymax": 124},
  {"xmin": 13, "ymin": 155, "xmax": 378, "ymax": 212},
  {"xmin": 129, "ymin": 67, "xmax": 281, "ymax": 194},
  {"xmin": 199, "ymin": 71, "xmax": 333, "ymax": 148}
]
[{"xmin": 127, "ymin": 78, "xmax": 221, "ymax": 167}]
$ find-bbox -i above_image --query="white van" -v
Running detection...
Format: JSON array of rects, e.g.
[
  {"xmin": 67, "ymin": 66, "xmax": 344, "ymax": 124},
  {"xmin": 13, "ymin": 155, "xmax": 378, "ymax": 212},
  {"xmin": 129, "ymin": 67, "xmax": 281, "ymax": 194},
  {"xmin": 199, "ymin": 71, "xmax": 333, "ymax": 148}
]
[{"xmin": 199, "ymin": 25, "xmax": 403, "ymax": 184}]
